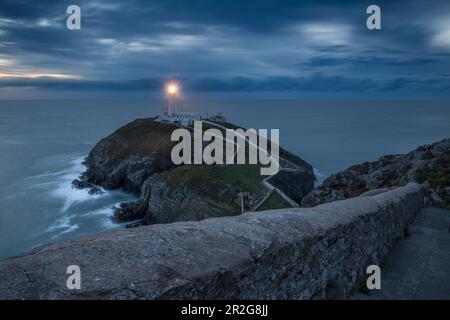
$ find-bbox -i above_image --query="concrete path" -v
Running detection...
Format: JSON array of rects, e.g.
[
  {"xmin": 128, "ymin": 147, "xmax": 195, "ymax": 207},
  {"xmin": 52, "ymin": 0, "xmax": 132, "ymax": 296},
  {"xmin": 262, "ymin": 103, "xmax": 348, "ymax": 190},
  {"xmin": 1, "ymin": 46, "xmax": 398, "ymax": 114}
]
[{"xmin": 353, "ymin": 207, "xmax": 450, "ymax": 300}]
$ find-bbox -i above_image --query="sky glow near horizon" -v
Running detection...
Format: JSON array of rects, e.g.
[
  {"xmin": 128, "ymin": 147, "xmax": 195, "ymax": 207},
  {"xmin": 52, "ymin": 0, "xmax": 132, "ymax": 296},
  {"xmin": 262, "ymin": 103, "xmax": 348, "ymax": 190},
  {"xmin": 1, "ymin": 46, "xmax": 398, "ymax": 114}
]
[{"xmin": 0, "ymin": 0, "xmax": 450, "ymax": 99}]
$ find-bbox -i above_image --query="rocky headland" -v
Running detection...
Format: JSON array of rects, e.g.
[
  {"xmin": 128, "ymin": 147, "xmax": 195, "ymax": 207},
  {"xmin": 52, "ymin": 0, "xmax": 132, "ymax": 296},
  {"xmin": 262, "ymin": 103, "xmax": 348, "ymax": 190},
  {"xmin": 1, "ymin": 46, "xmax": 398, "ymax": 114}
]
[
  {"xmin": 73, "ymin": 118, "xmax": 316, "ymax": 226},
  {"xmin": 302, "ymin": 138, "xmax": 450, "ymax": 209}
]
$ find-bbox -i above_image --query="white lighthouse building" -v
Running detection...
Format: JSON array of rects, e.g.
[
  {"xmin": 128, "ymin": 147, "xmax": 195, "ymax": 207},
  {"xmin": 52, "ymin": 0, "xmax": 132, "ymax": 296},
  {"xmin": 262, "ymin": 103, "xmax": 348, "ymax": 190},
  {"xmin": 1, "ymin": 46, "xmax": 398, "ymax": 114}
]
[{"xmin": 158, "ymin": 82, "xmax": 226, "ymax": 126}]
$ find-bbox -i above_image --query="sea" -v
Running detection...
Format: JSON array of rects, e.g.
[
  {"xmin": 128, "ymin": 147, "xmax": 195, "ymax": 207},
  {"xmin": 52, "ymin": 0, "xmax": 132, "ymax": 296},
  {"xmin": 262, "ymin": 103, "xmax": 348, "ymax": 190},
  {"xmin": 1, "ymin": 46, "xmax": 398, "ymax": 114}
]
[{"xmin": 0, "ymin": 100, "xmax": 449, "ymax": 259}]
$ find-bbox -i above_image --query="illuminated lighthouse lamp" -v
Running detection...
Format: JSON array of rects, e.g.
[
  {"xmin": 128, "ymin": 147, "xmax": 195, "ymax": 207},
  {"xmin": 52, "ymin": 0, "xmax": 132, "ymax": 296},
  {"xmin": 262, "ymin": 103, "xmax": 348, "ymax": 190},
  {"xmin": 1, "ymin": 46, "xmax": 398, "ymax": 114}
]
[
  {"xmin": 159, "ymin": 82, "xmax": 214, "ymax": 126},
  {"xmin": 166, "ymin": 83, "xmax": 178, "ymax": 96}
]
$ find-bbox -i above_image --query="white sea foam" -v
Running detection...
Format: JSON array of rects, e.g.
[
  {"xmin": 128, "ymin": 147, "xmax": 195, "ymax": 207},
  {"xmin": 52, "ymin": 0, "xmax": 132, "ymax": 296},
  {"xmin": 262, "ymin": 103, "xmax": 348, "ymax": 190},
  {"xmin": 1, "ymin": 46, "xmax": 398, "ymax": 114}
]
[
  {"xmin": 23, "ymin": 155, "xmax": 136, "ymax": 243},
  {"xmin": 24, "ymin": 169, "xmax": 68, "ymax": 181},
  {"xmin": 42, "ymin": 155, "xmax": 137, "ymax": 238},
  {"xmin": 50, "ymin": 156, "xmax": 108, "ymax": 211},
  {"xmin": 46, "ymin": 215, "xmax": 80, "ymax": 238},
  {"xmin": 60, "ymin": 224, "xmax": 80, "ymax": 234},
  {"xmin": 313, "ymin": 167, "xmax": 328, "ymax": 186},
  {"xmin": 81, "ymin": 204, "xmax": 118, "ymax": 228}
]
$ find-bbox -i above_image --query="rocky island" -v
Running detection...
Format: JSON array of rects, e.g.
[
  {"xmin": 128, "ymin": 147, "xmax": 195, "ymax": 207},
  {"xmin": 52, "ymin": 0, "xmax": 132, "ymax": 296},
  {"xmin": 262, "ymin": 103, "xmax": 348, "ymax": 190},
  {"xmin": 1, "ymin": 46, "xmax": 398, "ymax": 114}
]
[
  {"xmin": 72, "ymin": 117, "xmax": 316, "ymax": 226},
  {"xmin": 73, "ymin": 117, "xmax": 449, "ymax": 228}
]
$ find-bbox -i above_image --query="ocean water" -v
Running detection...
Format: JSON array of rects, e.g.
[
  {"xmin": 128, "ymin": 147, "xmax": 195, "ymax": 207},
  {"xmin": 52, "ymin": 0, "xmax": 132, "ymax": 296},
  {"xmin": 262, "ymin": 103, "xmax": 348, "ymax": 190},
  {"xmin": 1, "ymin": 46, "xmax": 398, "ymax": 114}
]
[{"xmin": 0, "ymin": 100, "xmax": 449, "ymax": 259}]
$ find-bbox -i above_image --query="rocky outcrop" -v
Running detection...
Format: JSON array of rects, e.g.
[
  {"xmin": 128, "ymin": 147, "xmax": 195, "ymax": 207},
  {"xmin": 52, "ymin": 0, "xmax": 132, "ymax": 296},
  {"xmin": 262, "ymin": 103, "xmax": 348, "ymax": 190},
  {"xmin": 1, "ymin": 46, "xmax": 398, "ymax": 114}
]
[
  {"xmin": 78, "ymin": 118, "xmax": 179, "ymax": 193},
  {"xmin": 74, "ymin": 118, "xmax": 315, "ymax": 226},
  {"xmin": 112, "ymin": 168, "xmax": 244, "ymax": 225},
  {"xmin": 0, "ymin": 183, "xmax": 425, "ymax": 299},
  {"xmin": 302, "ymin": 138, "xmax": 449, "ymax": 209}
]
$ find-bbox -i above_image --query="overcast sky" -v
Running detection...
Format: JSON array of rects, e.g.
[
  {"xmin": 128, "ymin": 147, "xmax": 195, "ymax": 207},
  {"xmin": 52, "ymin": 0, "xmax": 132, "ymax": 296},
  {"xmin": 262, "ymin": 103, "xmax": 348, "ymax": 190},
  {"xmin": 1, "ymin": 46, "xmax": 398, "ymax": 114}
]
[{"xmin": 1, "ymin": 0, "xmax": 450, "ymax": 99}]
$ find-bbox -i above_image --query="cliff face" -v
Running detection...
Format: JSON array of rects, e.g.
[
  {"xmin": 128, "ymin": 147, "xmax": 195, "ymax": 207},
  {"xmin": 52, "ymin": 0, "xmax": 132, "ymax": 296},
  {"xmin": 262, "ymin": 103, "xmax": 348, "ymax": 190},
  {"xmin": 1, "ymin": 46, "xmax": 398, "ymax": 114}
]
[
  {"xmin": 302, "ymin": 138, "xmax": 450, "ymax": 209},
  {"xmin": 79, "ymin": 118, "xmax": 178, "ymax": 193},
  {"xmin": 74, "ymin": 118, "xmax": 315, "ymax": 225},
  {"xmin": 113, "ymin": 165, "xmax": 268, "ymax": 225}
]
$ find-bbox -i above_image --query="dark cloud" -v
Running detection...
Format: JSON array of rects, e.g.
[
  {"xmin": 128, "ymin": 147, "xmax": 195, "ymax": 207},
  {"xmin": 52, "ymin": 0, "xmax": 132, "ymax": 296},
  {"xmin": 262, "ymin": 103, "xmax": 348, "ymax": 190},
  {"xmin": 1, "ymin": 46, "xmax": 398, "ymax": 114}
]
[
  {"xmin": 0, "ymin": 0, "xmax": 450, "ymax": 98},
  {"xmin": 3, "ymin": 73, "xmax": 446, "ymax": 94},
  {"xmin": 304, "ymin": 56, "xmax": 436, "ymax": 68}
]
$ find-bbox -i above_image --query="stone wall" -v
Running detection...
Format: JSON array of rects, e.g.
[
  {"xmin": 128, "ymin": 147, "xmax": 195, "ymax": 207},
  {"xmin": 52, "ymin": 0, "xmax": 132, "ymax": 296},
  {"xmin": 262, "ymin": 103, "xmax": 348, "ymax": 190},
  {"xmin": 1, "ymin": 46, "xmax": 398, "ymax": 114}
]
[{"xmin": 0, "ymin": 183, "xmax": 425, "ymax": 299}]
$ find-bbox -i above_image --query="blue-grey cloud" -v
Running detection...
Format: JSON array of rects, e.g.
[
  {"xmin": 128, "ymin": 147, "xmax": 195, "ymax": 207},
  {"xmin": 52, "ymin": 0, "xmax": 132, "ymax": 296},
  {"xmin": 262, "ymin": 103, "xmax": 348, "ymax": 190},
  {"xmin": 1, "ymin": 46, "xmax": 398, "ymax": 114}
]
[
  {"xmin": 2, "ymin": 73, "xmax": 448, "ymax": 94},
  {"xmin": 0, "ymin": 0, "xmax": 450, "ymax": 98}
]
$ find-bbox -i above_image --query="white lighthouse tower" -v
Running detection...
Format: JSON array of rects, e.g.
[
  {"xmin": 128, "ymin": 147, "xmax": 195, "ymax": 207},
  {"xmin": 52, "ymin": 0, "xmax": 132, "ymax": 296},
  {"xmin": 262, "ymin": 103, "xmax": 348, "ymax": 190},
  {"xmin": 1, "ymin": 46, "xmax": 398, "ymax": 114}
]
[{"xmin": 166, "ymin": 82, "xmax": 178, "ymax": 116}]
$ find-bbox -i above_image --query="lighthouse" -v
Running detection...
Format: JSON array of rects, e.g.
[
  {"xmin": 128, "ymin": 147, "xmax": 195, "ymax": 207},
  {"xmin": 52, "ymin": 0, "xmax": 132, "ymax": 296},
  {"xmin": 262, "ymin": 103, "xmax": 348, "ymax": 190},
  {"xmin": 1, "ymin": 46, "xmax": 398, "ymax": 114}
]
[
  {"xmin": 166, "ymin": 82, "xmax": 178, "ymax": 116},
  {"xmin": 158, "ymin": 82, "xmax": 225, "ymax": 126}
]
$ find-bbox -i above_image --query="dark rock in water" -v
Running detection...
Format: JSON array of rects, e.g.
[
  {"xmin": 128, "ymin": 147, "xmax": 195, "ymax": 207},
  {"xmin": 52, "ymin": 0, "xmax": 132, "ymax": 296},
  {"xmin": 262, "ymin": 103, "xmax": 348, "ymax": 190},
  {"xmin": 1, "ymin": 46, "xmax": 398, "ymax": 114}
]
[
  {"xmin": 72, "ymin": 179, "xmax": 105, "ymax": 195},
  {"xmin": 87, "ymin": 185, "xmax": 105, "ymax": 195},
  {"xmin": 302, "ymin": 138, "xmax": 450, "ymax": 209},
  {"xmin": 112, "ymin": 200, "xmax": 147, "ymax": 222},
  {"xmin": 76, "ymin": 117, "xmax": 315, "ymax": 226},
  {"xmin": 72, "ymin": 179, "xmax": 90, "ymax": 189}
]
